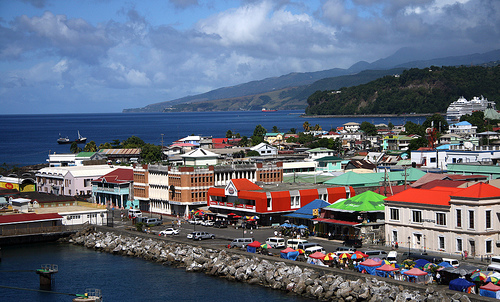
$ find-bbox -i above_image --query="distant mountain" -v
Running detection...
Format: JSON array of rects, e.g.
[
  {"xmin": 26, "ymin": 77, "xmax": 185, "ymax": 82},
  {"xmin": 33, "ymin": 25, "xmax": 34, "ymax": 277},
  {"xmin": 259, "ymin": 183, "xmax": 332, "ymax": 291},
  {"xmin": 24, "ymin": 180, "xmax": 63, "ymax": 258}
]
[{"xmin": 123, "ymin": 48, "xmax": 500, "ymax": 113}]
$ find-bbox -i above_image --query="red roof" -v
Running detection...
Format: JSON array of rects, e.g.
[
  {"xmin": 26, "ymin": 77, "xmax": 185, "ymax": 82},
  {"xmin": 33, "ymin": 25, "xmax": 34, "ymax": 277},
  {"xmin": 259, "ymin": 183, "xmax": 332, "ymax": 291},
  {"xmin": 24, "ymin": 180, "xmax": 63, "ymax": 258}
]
[
  {"xmin": 0, "ymin": 213, "xmax": 62, "ymax": 224},
  {"xmin": 453, "ymin": 182, "xmax": 500, "ymax": 199},
  {"xmin": 373, "ymin": 185, "xmax": 408, "ymax": 197},
  {"xmin": 417, "ymin": 180, "xmax": 466, "ymax": 190},
  {"xmin": 231, "ymin": 179, "xmax": 262, "ymax": 191},
  {"xmin": 94, "ymin": 168, "xmax": 133, "ymax": 184},
  {"xmin": 443, "ymin": 174, "xmax": 488, "ymax": 181},
  {"xmin": 384, "ymin": 188, "xmax": 451, "ymax": 206}
]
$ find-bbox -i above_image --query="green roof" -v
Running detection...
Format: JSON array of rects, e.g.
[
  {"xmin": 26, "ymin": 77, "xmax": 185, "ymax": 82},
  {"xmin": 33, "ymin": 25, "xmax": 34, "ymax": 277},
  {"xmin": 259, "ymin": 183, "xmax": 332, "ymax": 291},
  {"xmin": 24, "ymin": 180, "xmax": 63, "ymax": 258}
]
[
  {"xmin": 325, "ymin": 190, "xmax": 386, "ymax": 212},
  {"xmin": 315, "ymin": 156, "xmax": 343, "ymax": 162},
  {"xmin": 324, "ymin": 168, "xmax": 426, "ymax": 187},
  {"xmin": 307, "ymin": 147, "xmax": 335, "ymax": 153},
  {"xmin": 76, "ymin": 152, "xmax": 96, "ymax": 157},
  {"xmin": 282, "ymin": 174, "xmax": 335, "ymax": 184}
]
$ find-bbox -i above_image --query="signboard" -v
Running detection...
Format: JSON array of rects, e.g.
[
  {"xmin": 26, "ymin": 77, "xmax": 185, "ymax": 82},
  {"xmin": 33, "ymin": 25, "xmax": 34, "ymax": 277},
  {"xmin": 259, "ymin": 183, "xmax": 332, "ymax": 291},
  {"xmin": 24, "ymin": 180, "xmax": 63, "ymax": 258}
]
[
  {"xmin": 226, "ymin": 203, "xmax": 234, "ymax": 207},
  {"xmin": 312, "ymin": 209, "xmax": 319, "ymax": 216}
]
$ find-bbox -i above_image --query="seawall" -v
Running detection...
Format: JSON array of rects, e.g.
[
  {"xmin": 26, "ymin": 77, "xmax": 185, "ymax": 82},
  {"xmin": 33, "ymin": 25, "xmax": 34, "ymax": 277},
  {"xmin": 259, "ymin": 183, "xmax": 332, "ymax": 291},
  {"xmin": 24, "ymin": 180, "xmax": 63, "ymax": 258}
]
[{"xmin": 64, "ymin": 226, "xmax": 491, "ymax": 302}]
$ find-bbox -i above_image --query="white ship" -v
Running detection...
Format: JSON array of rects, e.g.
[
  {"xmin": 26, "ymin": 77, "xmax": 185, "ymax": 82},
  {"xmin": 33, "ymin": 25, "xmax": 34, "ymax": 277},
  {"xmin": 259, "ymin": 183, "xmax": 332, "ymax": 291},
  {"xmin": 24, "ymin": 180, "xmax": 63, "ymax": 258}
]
[{"xmin": 446, "ymin": 96, "xmax": 495, "ymax": 122}]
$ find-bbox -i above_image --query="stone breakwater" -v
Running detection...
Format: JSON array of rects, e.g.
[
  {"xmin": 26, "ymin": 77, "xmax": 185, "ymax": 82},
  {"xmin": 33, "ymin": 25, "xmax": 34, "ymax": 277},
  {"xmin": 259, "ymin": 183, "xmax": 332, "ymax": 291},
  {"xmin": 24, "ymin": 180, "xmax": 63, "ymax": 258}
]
[{"xmin": 67, "ymin": 228, "xmax": 476, "ymax": 302}]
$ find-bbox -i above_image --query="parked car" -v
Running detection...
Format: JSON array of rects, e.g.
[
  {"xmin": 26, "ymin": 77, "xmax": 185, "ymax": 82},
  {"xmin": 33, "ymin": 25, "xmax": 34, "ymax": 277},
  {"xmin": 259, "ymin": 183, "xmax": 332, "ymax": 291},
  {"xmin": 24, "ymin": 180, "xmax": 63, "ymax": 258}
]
[
  {"xmin": 305, "ymin": 246, "xmax": 326, "ymax": 257},
  {"xmin": 159, "ymin": 228, "xmax": 179, "ymax": 236},
  {"xmin": 363, "ymin": 250, "xmax": 388, "ymax": 259},
  {"xmin": 442, "ymin": 258, "xmax": 460, "ymax": 268},
  {"xmin": 297, "ymin": 242, "xmax": 322, "ymax": 251},
  {"xmin": 201, "ymin": 220, "xmax": 214, "ymax": 227},
  {"xmin": 143, "ymin": 218, "xmax": 163, "ymax": 226},
  {"xmin": 287, "ymin": 239, "xmax": 308, "ymax": 250},
  {"xmin": 128, "ymin": 208, "xmax": 142, "ymax": 218},
  {"xmin": 214, "ymin": 220, "xmax": 228, "ymax": 228},
  {"xmin": 187, "ymin": 231, "xmax": 215, "ymax": 240},
  {"xmin": 343, "ymin": 239, "xmax": 362, "ymax": 248},
  {"xmin": 335, "ymin": 246, "xmax": 356, "ymax": 256},
  {"xmin": 188, "ymin": 219, "xmax": 202, "ymax": 224},
  {"xmin": 387, "ymin": 251, "xmax": 398, "ymax": 264},
  {"xmin": 265, "ymin": 237, "xmax": 285, "ymax": 248},
  {"xmin": 230, "ymin": 238, "xmax": 254, "ymax": 248}
]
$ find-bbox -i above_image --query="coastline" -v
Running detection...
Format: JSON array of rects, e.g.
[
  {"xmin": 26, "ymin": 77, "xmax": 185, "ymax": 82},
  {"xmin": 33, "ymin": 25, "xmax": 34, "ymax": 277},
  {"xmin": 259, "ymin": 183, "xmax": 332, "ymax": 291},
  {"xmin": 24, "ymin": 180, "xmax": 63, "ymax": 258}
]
[
  {"xmin": 300, "ymin": 113, "xmax": 436, "ymax": 118},
  {"xmin": 65, "ymin": 226, "xmax": 485, "ymax": 302}
]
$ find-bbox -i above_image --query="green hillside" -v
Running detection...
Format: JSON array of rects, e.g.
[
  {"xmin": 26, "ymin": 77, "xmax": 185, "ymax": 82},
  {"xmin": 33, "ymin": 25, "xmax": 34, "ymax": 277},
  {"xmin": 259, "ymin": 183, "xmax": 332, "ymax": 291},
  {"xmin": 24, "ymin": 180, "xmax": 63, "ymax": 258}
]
[{"xmin": 305, "ymin": 65, "xmax": 500, "ymax": 115}]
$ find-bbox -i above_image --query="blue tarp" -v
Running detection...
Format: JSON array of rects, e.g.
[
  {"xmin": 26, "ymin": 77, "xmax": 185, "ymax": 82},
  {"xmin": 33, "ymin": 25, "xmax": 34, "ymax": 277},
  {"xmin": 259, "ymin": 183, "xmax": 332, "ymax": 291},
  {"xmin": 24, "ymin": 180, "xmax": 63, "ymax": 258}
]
[
  {"xmin": 356, "ymin": 264, "xmax": 383, "ymax": 276},
  {"xmin": 480, "ymin": 289, "xmax": 500, "ymax": 299},
  {"xmin": 438, "ymin": 261, "xmax": 453, "ymax": 268},
  {"xmin": 449, "ymin": 278, "xmax": 474, "ymax": 292},
  {"xmin": 414, "ymin": 259, "xmax": 430, "ymax": 268},
  {"xmin": 246, "ymin": 246, "xmax": 257, "ymax": 253},
  {"xmin": 284, "ymin": 199, "xmax": 331, "ymax": 219}
]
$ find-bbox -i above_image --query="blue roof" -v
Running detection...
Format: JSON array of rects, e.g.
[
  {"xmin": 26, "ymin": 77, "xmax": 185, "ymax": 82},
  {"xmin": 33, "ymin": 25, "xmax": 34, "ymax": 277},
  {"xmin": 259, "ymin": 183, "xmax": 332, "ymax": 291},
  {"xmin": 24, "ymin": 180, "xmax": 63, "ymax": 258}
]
[
  {"xmin": 284, "ymin": 199, "xmax": 330, "ymax": 219},
  {"xmin": 453, "ymin": 121, "xmax": 471, "ymax": 126}
]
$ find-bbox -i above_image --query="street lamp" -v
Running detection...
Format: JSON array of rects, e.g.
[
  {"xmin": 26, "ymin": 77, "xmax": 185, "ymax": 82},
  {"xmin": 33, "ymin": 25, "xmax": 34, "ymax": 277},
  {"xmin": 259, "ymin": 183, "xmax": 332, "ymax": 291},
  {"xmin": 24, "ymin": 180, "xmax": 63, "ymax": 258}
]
[{"xmin": 408, "ymin": 236, "xmax": 411, "ymax": 256}]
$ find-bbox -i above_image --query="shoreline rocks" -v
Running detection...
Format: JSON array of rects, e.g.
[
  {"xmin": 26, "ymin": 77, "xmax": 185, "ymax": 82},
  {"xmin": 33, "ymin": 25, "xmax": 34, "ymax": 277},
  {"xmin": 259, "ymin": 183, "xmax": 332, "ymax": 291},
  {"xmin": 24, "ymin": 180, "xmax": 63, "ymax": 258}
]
[{"xmin": 66, "ymin": 228, "xmax": 474, "ymax": 302}]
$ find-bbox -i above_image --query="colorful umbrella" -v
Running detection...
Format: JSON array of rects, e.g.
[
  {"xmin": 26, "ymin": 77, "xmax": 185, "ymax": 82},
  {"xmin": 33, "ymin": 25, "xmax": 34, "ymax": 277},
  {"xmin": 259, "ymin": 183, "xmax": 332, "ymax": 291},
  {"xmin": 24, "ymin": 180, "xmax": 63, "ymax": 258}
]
[
  {"xmin": 339, "ymin": 253, "xmax": 351, "ymax": 259},
  {"xmin": 423, "ymin": 263, "xmax": 436, "ymax": 271},
  {"xmin": 260, "ymin": 243, "xmax": 269, "ymax": 249},
  {"xmin": 297, "ymin": 249, "xmax": 305, "ymax": 254},
  {"xmin": 351, "ymin": 251, "xmax": 368, "ymax": 259},
  {"xmin": 324, "ymin": 253, "xmax": 337, "ymax": 261},
  {"xmin": 486, "ymin": 275, "xmax": 499, "ymax": 284},
  {"xmin": 471, "ymin": 271, "xmax": 487, "ymax": 282}
]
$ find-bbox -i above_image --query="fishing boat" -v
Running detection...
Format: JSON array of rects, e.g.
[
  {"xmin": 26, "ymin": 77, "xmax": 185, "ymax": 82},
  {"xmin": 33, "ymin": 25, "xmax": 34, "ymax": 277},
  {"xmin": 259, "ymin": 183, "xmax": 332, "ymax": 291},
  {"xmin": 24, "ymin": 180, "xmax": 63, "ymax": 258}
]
[
  {"xmin": 262, "ymin": 108, "xmax": 277, "ymax": 112},
  {"xmin": 57, "ymin": 131, "xmax": 87, "ymax": 144}
]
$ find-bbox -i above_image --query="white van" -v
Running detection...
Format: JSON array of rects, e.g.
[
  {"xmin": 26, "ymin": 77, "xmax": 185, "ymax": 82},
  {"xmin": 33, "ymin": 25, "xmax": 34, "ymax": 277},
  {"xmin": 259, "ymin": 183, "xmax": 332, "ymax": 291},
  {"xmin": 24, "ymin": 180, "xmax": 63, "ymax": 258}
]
[
  {"xmin": 230, "ymin": 238, "xmax": 254, "ymax": 248},
  {"xmin": 266, "ymin": 237, "xmax": 285, "ymax": 248},
  {"xmin": 387, "ymin": 251, "xmax": 398, "ymax": 264},
  {"xmin": 287, "ymin": 239, "xmax": 308, "ymax": 250},
  {"xmin": 305, "ymin": 246, "xmax": 326, "ymax": 257},
  {"xmin": 487, "ymin": 256, "xmax": 500, "ymax": 273},
  {"xmin": 442, "ymin": 258, "xmax": 460, "ymax": 268},
  {"xmin": 128, "ymin": 208, "xmax": 142, "ymax": 218}
]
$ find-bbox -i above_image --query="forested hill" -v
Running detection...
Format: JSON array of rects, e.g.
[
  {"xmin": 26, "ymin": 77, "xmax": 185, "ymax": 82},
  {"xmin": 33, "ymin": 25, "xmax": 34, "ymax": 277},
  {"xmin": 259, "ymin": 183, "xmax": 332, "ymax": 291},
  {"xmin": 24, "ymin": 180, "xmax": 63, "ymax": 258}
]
[{"xmin": 305, "ymin": 64, "xmax": 500, "ymax": 116}]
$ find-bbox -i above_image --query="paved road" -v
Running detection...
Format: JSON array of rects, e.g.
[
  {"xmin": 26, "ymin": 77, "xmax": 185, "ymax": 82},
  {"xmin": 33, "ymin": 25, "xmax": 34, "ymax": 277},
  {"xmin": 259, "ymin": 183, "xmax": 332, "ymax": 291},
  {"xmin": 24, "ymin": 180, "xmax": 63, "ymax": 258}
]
[{"xmin": 107, "ymin": 210, "xmax": 491, "ymax": 269}]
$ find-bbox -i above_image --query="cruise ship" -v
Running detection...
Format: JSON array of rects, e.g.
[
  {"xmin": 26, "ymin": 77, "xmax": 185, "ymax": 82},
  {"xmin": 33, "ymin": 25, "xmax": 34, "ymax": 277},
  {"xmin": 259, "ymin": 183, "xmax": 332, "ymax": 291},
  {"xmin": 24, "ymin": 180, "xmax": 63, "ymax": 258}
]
[{"xmin": 446, "ymin": 96, "xmax": 495, "ymax": 122}]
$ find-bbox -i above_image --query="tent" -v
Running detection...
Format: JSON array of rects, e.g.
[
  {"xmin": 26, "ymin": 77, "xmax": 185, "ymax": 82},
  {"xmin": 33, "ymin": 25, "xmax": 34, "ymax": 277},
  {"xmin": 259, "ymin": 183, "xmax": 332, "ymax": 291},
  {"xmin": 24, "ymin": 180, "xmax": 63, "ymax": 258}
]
[
  {"xmin": 449, "ymin": 278, "xmax": 475, "ymax": 293},
  {"xmin": 284, "ymin": 199, "xmax": 331, "ymax": 220},
  {"xmin": 309, "ymin": 251, "xmax": 327, "ymax": 260},
  {"xmin": 414, "ymin": 259, "xmax": 430, "ymax": 268},
  {"xmin": 307, "ymin": 251, "xmax": 327, "ymax": 266},
  {"xmin": 357, "ymin": 259, "xmax": 383, "ymax": 276},
  {"xmin": 403, "ymin": 268, "xmax": 429, "ymax": 284},
  {"xmin": 280, "ymin": 247, "xmax": 299, "ymax": 261},
  {"xmin": 324, "ymin": 190, "xmax": 386, "ymax": 213},
  {"xmin": 246, "ymin": 240, "xmax": 261, "ymax": 253},
  {"xmin": 480, "ymin": 282, "xmax": 500, "ymax": 299},
  {"xmin": 437, "ymin": 261, "xmax": 453, "ymax": 268},
  {"xmin": 376, "ymin": 264, "xmax": 399, "ymax": 278}
]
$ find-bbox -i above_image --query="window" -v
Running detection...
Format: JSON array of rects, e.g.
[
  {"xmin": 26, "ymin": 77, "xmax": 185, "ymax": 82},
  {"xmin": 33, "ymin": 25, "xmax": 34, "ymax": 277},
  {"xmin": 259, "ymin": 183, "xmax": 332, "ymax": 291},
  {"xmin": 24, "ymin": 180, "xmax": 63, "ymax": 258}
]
[
  {"xmin": 486, "ymin": 210, "xmax": 492, "ymax": 229},
  {"xmin": 436, "ymin": 213, "xmax": 446, "ymax": 226},
  {"xmin": 456, "ymin": 209, "xmax": 462, "ymax": 228},
  {"xmin": 486, "ymin": 240, "xmax": 493, "ymax": 254},
  {"xmin": 390, "ymin": 208, "xmax": 399, "ymax": 221},
  {"xmin": 469, "ymin": 210, "xmax": 475, "ymax": 229},
  {"xmin": 412, "ymin": 210, "xmax": 422, "ymax": 223},
  {"xmin": 392, "ymin": 230, "xmax": 398, "ymax": 243},
  {"xmin": 457, "ymin": 238, "xmax": 463, "ymax": 252},
  {"xmin": 438, "ymin": 236, "xmax": 445, "ymax": 250}
]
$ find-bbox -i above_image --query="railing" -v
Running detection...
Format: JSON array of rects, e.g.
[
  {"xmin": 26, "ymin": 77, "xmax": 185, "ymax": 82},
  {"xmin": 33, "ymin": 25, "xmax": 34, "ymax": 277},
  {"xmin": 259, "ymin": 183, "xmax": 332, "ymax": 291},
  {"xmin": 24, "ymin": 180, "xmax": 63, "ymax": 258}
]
[{"xmin": 0, "ymin": 224, "xmax": 86, "ymax": 236}]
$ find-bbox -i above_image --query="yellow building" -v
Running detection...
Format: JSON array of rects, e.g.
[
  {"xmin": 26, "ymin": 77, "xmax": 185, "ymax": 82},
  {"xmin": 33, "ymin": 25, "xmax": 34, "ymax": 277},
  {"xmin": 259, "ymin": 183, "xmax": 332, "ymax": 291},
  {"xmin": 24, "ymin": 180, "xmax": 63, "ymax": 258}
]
[{"xmin": 0, "ymin": 176, "xmax": 36, "ymax": 192}]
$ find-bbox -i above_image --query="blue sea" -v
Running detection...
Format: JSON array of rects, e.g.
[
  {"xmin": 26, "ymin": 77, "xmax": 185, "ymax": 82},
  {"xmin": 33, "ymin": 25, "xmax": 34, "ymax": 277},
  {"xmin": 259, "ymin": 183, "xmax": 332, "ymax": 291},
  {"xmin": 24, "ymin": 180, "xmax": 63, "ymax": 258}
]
[
  {"xmin": 0, "ymin": 110, "xmax": 422, "ymax": 166},
  {"xmin": 0, "ymin": 242, "xmax": 313, "ymax": 302}
]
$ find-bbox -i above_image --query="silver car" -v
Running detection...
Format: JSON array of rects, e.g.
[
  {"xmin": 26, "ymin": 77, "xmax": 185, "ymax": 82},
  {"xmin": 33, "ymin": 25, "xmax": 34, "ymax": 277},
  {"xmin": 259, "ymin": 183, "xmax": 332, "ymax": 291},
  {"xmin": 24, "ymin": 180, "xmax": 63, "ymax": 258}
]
[{"xmin": 187, "ymin": 231, "xmax": 215, "ymax": 240}]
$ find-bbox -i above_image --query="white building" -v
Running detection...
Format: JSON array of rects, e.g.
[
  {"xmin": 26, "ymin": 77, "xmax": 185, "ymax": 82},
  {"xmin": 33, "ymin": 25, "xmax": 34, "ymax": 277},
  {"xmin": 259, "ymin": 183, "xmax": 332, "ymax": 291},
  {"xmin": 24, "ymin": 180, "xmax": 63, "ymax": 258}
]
[
  {"xmin": 181, "ymin": 148, "xmax": 219, "ymax": 166},
  {"xmin": 448, "ymin": 121, "xmax": 477, "ymax": 137},
  {"xmin": 250, "ymin": 143, "xmax": 278, "ymax": 156},
  {"xmin": 385, "ymin": 183, "xmax": 500, "ymax": 259},
  {"xmin": 343, "ymin": 122, "xmax": 361, "ymax": 133}
]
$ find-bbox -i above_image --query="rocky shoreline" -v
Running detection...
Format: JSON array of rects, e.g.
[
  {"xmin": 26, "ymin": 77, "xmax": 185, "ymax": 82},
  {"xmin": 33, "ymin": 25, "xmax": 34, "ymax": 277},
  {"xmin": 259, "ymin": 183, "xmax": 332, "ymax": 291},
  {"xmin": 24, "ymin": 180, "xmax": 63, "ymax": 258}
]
[{"xmin": 65, "ymin": 228, "xmax": 477, "ymax": 302}]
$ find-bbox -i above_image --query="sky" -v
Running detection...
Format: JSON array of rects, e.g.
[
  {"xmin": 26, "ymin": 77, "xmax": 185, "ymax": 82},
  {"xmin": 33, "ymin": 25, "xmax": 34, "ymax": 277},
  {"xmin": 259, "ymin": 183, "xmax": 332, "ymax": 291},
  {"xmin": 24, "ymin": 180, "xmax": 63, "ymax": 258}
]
[{"xmin": 1, "ymin": 0, "xmax": 499, "ymax": 114}]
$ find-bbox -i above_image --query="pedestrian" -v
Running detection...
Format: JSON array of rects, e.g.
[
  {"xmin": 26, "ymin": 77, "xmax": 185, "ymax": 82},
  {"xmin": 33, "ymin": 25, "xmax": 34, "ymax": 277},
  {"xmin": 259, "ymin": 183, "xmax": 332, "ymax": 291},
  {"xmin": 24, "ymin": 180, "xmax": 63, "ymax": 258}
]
[
  {"xmin": 395, "ymin": 242, "xmax": 399, "ymax": 250},
  {"xmin": 436, "ymin": 272, "xmax": 441, "ymax": 285}
]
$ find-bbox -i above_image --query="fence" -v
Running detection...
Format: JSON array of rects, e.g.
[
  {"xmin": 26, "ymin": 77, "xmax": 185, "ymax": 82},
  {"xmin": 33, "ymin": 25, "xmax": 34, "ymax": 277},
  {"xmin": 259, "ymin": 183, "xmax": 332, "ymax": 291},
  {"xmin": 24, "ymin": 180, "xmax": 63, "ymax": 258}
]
[{"xmin": 0, "ymin": 224, "xmax": 86, "ymax": 237}]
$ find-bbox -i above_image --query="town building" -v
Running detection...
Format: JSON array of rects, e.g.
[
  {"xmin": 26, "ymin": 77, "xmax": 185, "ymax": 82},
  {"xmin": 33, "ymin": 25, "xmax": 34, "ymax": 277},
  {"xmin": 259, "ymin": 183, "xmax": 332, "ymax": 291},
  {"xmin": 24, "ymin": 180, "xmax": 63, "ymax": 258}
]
[
  {"xmin": 384, "ymin": 183, "xmax": 500, "ymax": 259},
  {"xmin": 98, "ymin": 148, "xmax": 141, "ymax": 164},
  {"xmin": 207, "ymin": 178, "xmax": 354, "ymax": 226},
  {"xmin": 250, "ymin": 143, "xmax": 278, "ymax": 156},
  {"xmin": 91, "ymin": 168, "xmax": 134, "ymax": 209},
  {"xmin": 343, "ymin": 122, "xmax": 361, "ymax": 132},
  {"xmin": 36, "ymin": 165, "xmax": 118, "ymax": 196}
]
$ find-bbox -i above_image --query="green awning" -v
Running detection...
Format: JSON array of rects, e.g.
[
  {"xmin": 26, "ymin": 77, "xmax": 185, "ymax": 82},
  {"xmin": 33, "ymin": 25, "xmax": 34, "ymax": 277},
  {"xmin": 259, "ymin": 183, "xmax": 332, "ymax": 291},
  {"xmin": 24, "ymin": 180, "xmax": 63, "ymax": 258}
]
[{"xmin": 324, "ymin": 190, "xmax": 386, "ymax": 212}]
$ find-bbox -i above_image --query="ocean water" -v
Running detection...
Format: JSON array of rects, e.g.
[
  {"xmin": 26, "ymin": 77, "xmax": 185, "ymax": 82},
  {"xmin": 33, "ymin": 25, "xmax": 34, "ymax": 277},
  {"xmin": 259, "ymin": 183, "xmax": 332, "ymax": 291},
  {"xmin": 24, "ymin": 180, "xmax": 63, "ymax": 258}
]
[
  {"xmin": 0, "ymin": 111, "xmax": 421, "ymax": 166},
  {"xmin": 0, "ymin": 242, "xmax": 314, "ymax": 302}
]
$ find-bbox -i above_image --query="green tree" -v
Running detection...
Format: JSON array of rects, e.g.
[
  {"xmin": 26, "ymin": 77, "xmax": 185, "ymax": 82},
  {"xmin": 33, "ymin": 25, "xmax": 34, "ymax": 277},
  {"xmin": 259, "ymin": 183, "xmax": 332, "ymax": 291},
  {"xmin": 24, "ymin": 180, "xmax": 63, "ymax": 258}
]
[
  {"xmin": 288, "ymin": 128, "xmax": 297, "ymax": 134},
  {"xmin": 99, "ymin": 142, "xmax": 112, "ymax": 149},
  {"xmin": 408, "ymin": 137, "xmax": 429, "ymax": 151},
  {"xmin": 303, "ymin": 121, "xmax": 311, "ymax": 132},
  {"xmin": 246, "ymin": 150, "xmax": 260, "ymax": 157},
  {"xmin": 111, "ymin": 139, "xmax": 121, "ymax": 148},
  {"xmin": 122, "ymin": 136, "xmax": 145, "ymax": 148},
  {"xmin": 272, "ymin": 126, "xmax": 279, "ymax": 133},
  {"xmin": 313, "ymin": 124, "xmax": 322, "ymax": 131},
  {"xmin": 404, "ymin": 121, "xmax": 425, "ymax": 136},
  {"xmin": 360, "ymin": 121, "xmax": 377, "ymax": 136},
  {"xmin": 226, "ymin": 130, "xmax": 233, "ymax": 138},
  {"xmin": 84, "ymin": 141, "xmax": 97, "ymax": 152},
  {"xmin": 141, "ymin": 144, "xmax": 162, "ymax": 163},
  {"xmin": 70, "ymin": 142, "xmax": 82, "ymax": 154},
  {"xmin": 238, "ymin": 136, "xmax": 249, "ymax": 147},
  {"xmin": 388, "ymin": 122, "xmax": 394, "ymax": 129},
  {"xmin": 251, "ymin": 124, "xmax": 266, "ymax": 145},
  {"xmin": 423, "ymin": 113, "xmax": 448, "ymax": 133}
]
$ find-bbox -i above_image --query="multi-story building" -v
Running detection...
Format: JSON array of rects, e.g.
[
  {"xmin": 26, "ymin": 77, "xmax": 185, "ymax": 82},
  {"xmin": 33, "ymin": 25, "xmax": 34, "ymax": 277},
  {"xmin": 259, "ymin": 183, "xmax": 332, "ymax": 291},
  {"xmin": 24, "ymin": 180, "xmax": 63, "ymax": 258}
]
[
  {"xmin": 208, "ymin": 178, "xmax": 354, "ymax": 226},
  {"xmin": 91, "ymin": 168, "xmax": 134, "ymax": 208},
  {"xmin": 132, "ymin": 162, "xmax": 283, "ymax": 217},
  {"xmin": 36, "ymin": 165, "xmax": 117, "ymax": 196},
  {"xmin": 384, "ymin": 183, "xmax": 500, "ymax": 259}
]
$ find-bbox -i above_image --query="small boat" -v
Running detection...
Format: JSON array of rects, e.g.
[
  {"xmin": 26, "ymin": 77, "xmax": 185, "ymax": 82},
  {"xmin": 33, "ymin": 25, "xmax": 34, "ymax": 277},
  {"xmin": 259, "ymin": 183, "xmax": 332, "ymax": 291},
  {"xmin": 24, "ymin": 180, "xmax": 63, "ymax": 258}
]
[
  {"xmin": 262, "ymin": 108, "xmax": 277, "ymax": 112},
  {"xmin": 57, "ymin": 131, "xmax": 87, "ymax": 144}
]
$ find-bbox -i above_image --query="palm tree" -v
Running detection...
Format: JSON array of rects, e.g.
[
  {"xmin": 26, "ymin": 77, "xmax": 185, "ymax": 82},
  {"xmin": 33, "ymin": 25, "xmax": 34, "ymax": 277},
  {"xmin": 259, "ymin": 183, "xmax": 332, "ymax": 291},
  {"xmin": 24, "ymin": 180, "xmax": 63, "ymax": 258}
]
[{"xmin": 303, "ymin": 121, "xmax": 310, "ymax": 132}]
